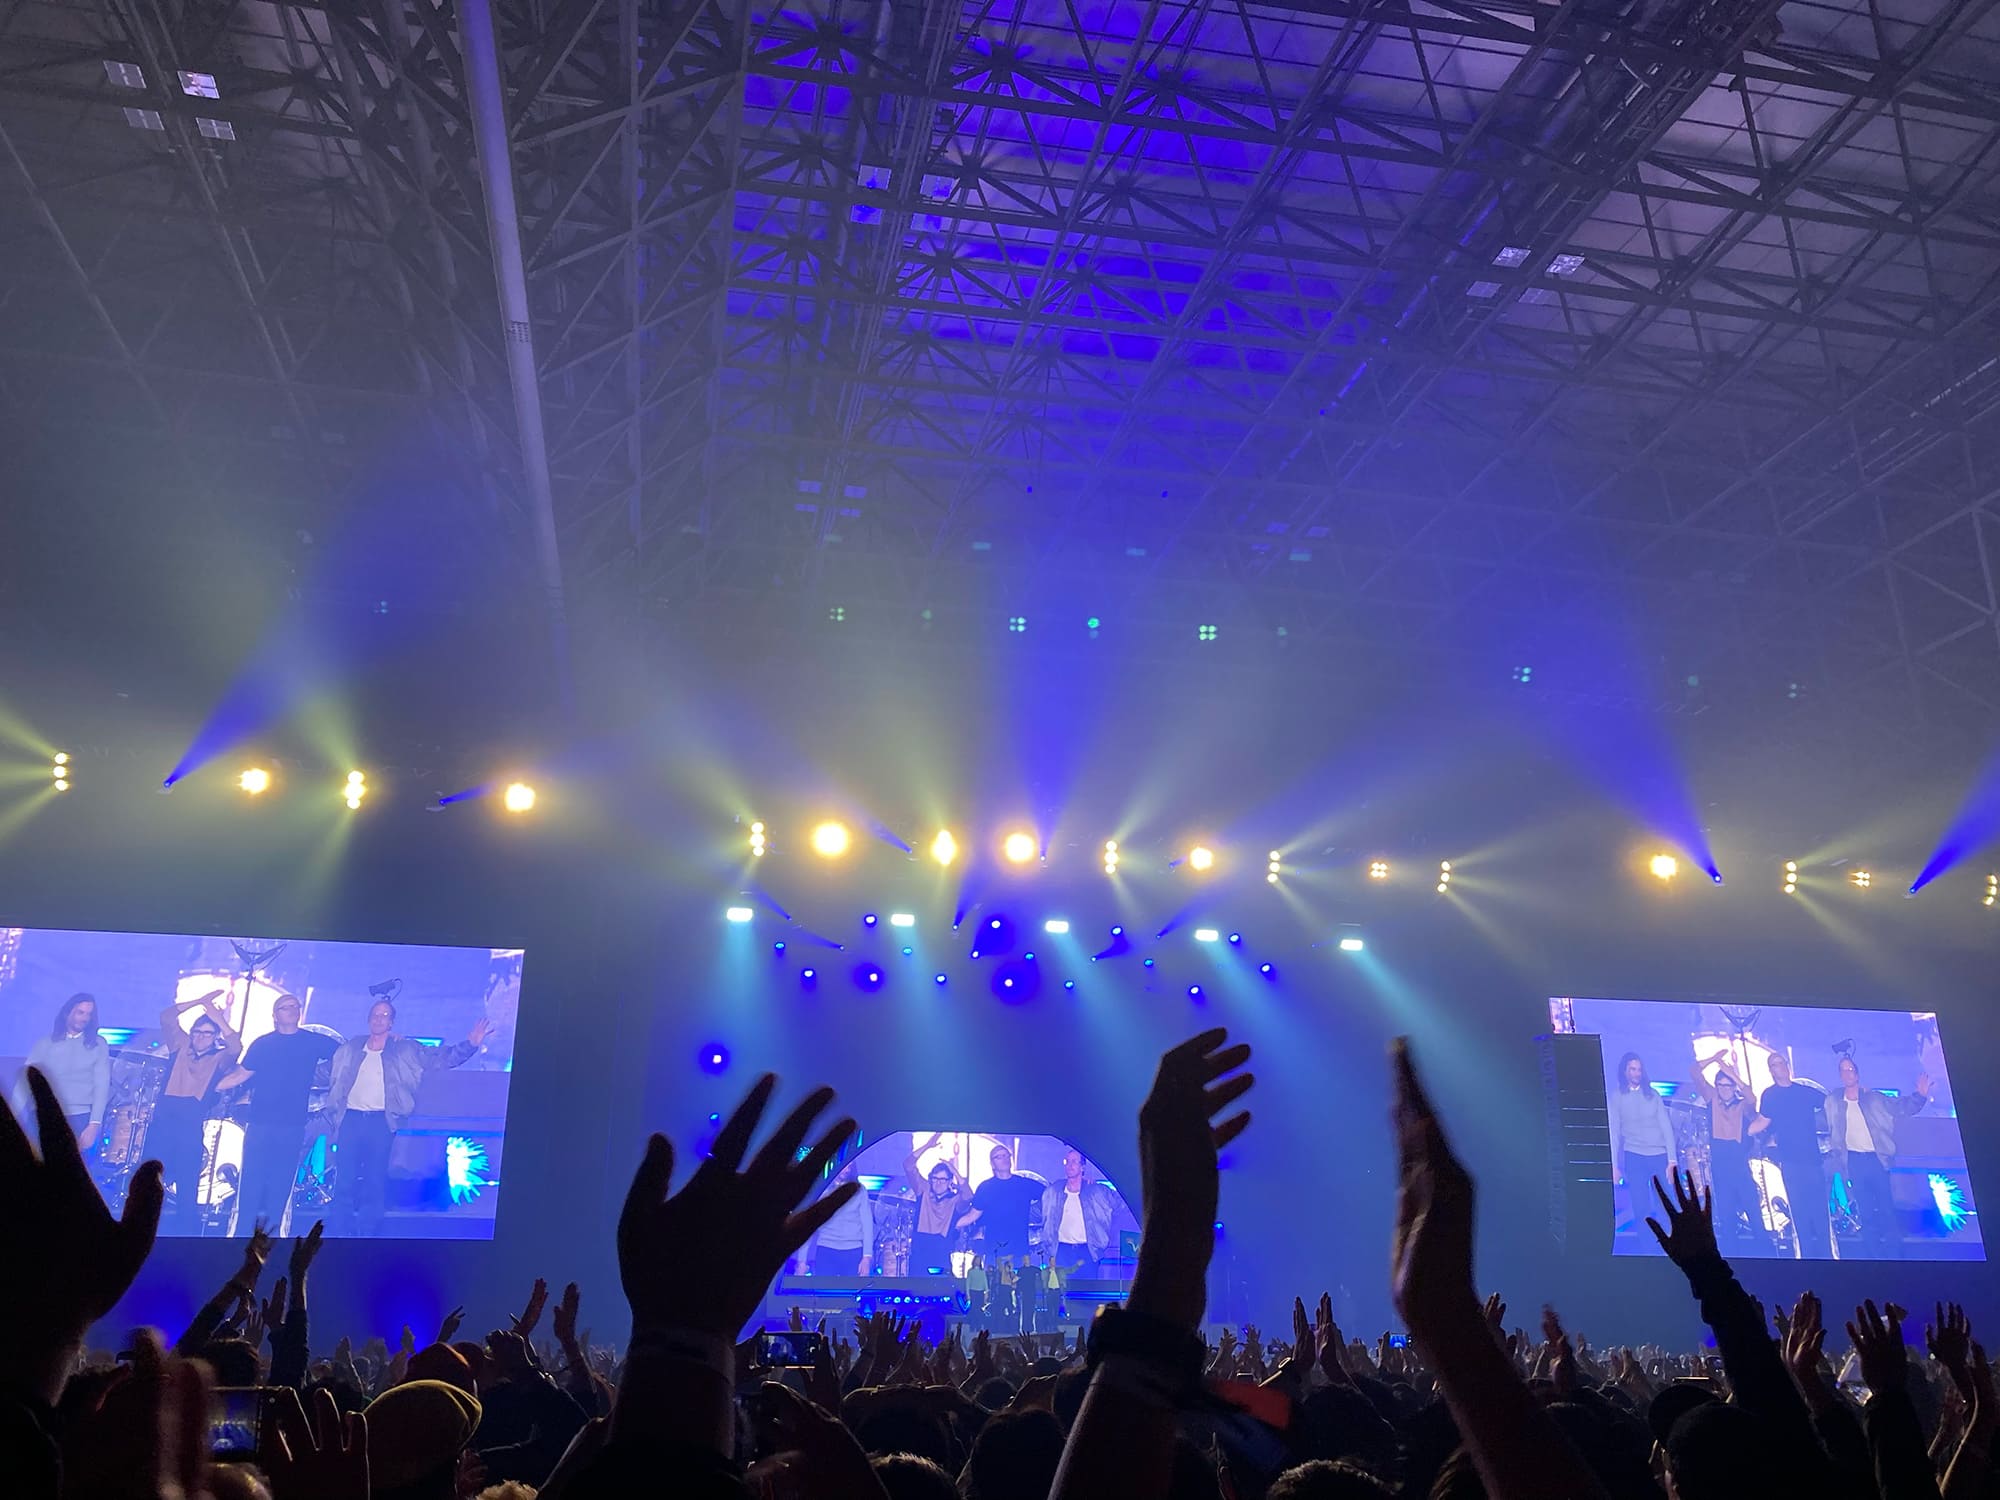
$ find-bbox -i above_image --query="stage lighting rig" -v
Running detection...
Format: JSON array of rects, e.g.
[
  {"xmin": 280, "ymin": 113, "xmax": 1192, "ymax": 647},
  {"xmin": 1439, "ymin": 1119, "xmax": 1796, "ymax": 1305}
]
[
  {"xmin": 1268, "ymin": 850, "xmax": 1281, "ymax": 884},
  {"xmin": 1002, "ymin": 831, "xmax": 1038, "ymax": 864},
  {"xmin": 502, "ymin": 782, "xmax": 537, "ymax": 813},
  {"xmin": 239, "ymin": 767, "xmax": 271, "ymax": 796},
  {"xmin": 1368, "ymin": 860, "xmax": 1389, "ymax": 881},
  {"xmin": 930, "ymin": 830, "xmax": 957, "ymax": 866},
  {"xmin": 1851, "ymin": 869, "xmax": 1872, "ymax": 890},
  {"xmin": 1104, "ymin": 840, "xmax": 1119, "ymax": 875},
  {"xmin": 1436, "ymin": 860, "xmax": 1453, "ymax": 894},
  {"xmin": 811, "ymin": 821, "xmax": 850, "ymax": 857},
  {"xmin": 1187, "ymin": 845, "xmax": 1215, "ymax": 872},
  {"xmin": 344, "ymin": 771, "xmax": 367, "ymax": 810},
  {"xmin": 1985, "ymin": 874, "xmax": 1996, "ymax": 909},
  {"xmin": 749, "ymin": 821, "xmax": 766, "ymax": 857},
  {"xmin": 1649, "ymin": 854, "xmax": 1679, "ymax": 881},
  {"xmin": 1783, "ymin": 861, "xmax": 1798, "ymax": 895},
  {"xmin": 52, "ymin": 752, "xmax": 69, "ymax": 792}
]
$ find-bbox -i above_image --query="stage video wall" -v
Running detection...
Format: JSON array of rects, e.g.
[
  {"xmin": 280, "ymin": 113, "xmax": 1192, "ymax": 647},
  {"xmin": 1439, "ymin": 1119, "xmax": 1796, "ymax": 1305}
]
[
  {"xmin": 792, "ymin": 1131, "xmax": 1140, "ymax": 1279},
  {"xmin": 1550, "ymin": 996, "xmax": 1982, "ymax": 1261},
  {"xmin": 0, "ymin": 926, "xmax": 521, "ymax": 1240}
]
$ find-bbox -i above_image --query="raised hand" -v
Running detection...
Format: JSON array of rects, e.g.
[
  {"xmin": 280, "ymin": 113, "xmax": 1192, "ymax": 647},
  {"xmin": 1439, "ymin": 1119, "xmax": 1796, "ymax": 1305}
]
[
  {"xmin": 234, "ymin": 1220, "xmax": 276, "ymax": 1292},
  {"xmin": 1389, "ymin": 1038, "xmax": 1478, "ymax": 1338},
  {"xmin": 486, "ymin": 1328, "xmax": 541, "ymax": 1384},
  {"xmin": 618, "ymin": 1074, "xmax": 856, "ymax": 1337},
  {"xmin": 56, "ymin": 1328, "xmax": 211, "ymax": 1500},
  {"xmin": 754, "ymin": 1379, "xmax": 885, "ymax": 1495},
  {"xmin": 261, "ymin": 1276, "xmax": 290, "ymax": 1345},
  {"xmin": 552, "ymin": 1281, "xmax": 582, "ymax": 1347},
  {"xmin": 510, "ymin": 1277, "xmax": 549, "ymax": 1336},
  {"xmin": 1282, "ymin": 1297, "xmax": 1314, "ymax": 1381},
  {"xmin": 1542, "ymin": 1305, "xmax": 1576, "ymax": 1397},
  {"xmin": 288, "ymin": 1220, "xmax": 325, "ymax": 1283},
  {"xmin": 1848, "ymin": 1299, "xmax": 1909, "ymax": 1394},
  {"xmin": 1645, "ymin": 1168, "xmax": 1719, "ymax": 1268},
  {"xmin": 1784, "ymin": 1292, "xmax": 1828, "ymax": 1395},
  {"xmin": 261, "ymin": 1384, "xmax": 369, "ymax": 1500},
  {"xmin": 1315, "ymin": 1292, "xmax": 1349, "ymax": 1385},
  {"xmin": 468, "ymin": 1018, "xmax": 496, "ymax": 1047},
  {"xmin": 242, "ymin": 1294, "xmax": 268, "ymax": 1351},
  {"xmin": 0, "ymin": 1067, "xmax": 164, "ymax": 1401},
  {"xmin": 1928, "ymin": 1302, "xmax": 1975, "ymax": 1400},
  {"xmin": 437, "ymin": 1305, "xmax": 466, "ymax": 1345},
  {"xmin": 1130, "ymin": 1029, "xmax": 1254, "ymax": 1329}
]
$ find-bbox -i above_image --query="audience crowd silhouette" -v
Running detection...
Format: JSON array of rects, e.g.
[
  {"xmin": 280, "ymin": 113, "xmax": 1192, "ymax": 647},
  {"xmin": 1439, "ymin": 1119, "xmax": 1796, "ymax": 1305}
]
[{"xmin": 4, "ymin": 1028, "xmax": 1991, "ymax": 1500}]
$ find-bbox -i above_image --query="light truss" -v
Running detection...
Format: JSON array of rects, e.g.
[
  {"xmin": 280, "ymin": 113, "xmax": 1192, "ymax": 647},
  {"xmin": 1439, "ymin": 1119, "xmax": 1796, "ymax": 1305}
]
[{"xmin": 1, "ymin": 0, "xmax": 1998, "ymax": 723}]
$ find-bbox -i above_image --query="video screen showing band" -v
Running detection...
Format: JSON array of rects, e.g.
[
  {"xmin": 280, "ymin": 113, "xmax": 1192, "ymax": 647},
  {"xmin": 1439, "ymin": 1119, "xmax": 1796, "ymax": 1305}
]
[
  {"xmin": 0, "ymin": 926, "xmax": 521, "ymax": 1240},
  {"xmin": 1550, "ymin": 997, "xmax": 1982, "ymax": 1261},
  {"xmin": 790, "ymin": 1131, "xmax": 1141, "ymax": 1283}
]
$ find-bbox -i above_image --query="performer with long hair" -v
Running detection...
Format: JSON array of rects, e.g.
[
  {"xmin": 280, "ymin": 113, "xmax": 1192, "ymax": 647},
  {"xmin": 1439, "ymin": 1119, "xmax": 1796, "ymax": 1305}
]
[
  {"xmin": 9, "ymin": 994, "xmax": 109, "ymax": 1151},
  {"xmin": 1606, "ymin": 1051, "xmax": 1676, "ymax": 1228}
]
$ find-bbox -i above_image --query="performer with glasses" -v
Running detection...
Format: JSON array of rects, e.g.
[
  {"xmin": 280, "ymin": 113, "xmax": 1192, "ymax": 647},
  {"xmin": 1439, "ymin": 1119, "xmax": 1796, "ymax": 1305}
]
[
  {"xmin": 217, "ymin": 994, "xmax": 341, "ymax": 1231},
  {"xmin": 152, "ymin": 991, "xmax": 240, "ymax": 1221},
  {"xmin": 903, "ymin": 1132, "xmax": 973, "ymax": 1275}
]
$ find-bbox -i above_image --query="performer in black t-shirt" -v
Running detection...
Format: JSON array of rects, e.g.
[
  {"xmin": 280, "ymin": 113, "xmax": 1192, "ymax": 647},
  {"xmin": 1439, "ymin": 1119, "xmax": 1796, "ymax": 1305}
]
[
  {"xmin": 1756, "ymin": 1052, "xmax": 1830, "ymax": 1258},
  {"xmin": 215, "ymin": 994, "xmax": 340, "ymax": 1232},
  {"xmin": 956, "ymin": 1144, "xmax": 1043, "ymax": 1258}
]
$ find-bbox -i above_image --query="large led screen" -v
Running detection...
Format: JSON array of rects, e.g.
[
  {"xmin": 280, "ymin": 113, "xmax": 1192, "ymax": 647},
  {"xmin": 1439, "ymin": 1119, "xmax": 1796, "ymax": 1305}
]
[
  {"xmin": 1550, "ymin": 996, "xmax": 1980, "ymax": 1261},
  {"xmin": 788, "ymin": 1131, "xmax": 1140, "ymax": 1279},
  {"xmin": 2, "ymin": 926, "xmax": 520, "ymax": 1240}
]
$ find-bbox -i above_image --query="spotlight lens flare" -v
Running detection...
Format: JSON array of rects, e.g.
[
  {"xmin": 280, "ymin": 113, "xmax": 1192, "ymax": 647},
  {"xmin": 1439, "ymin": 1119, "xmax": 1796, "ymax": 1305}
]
[
  {"xmin": 811, "ymin": 821, "xmax": 851, "ymax": 857},
  {"xmin": 931, "ymin": 830, "xmax": 958, "ymax": 865},
  {"xmin": 725, "ymin": 907, "xmax": 753, "ymax": 923},
  {"xmin": 239, "ymin": 767, "xmax": 271, "ymax": 795},
  {"xmin": 1187, "ymin": 846, "xmax": 1215, "ymax": 872},
  {"xmin": 1338, "ymin": 936, "xmax": 1365, "ymax": 952},
  {"xmin": 502, "ymin": 781, "xmax": 536, "ymax": 813},
  {"xmin": 1002, "ymin": 831, "xmax": 1038, "ymax": 864},
  {"xmin": 1649, "ymin": 854, "xmax": 1679, "ymax": 880}
]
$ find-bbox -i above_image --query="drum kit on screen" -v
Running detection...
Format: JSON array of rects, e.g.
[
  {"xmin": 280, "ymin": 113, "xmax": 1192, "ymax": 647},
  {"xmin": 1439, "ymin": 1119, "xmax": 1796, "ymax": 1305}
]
[{"xmin": 96, "ymin": 1022, "xmax": 344, "ymax": 1236}]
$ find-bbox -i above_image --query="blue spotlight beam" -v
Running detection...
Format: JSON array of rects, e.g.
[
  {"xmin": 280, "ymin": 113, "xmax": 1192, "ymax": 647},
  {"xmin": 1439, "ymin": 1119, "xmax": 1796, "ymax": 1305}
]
[{"xmin": 1913, "ymin": 747, "xmax": 2000, "ymax": 892}]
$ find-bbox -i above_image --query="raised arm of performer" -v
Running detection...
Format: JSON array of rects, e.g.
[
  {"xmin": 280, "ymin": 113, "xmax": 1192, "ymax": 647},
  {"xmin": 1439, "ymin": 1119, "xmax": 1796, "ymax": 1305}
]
[
  {"xmin": 160, "ymin": 991, "xmax": 234, "ymax": 1051},
  {"xmin": 905, "ymin": 1131, "xmax": 943, "ymax": 1194},
  {"xmin": 414, "ymin": 1016, "xmax": 496, "ymax": 1072},
  {"xmin": 1688, "ymin": 1051, "xmax": 1732, "ymax": 1100}
]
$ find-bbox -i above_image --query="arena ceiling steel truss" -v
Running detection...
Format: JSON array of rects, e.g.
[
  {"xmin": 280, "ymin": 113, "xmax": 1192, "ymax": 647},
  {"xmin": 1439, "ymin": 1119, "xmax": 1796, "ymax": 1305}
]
[{"xmin": 3, "ymin": 0, "xmax": 2000, "ymax": 722}]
